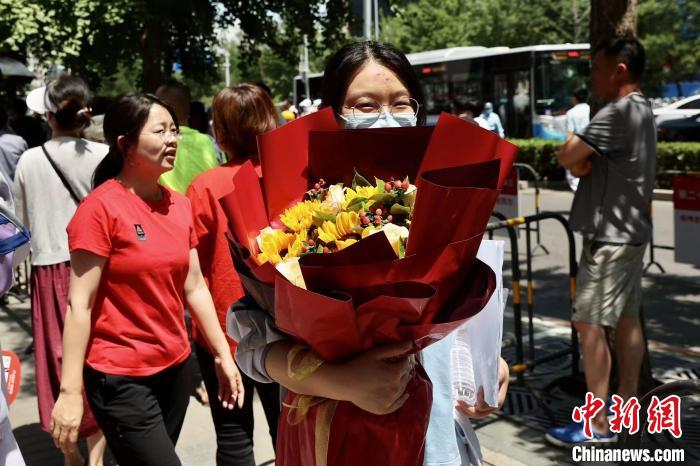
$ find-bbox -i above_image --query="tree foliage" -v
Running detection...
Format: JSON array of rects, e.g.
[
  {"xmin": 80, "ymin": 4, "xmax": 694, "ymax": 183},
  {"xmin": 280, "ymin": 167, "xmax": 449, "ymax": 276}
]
[
  {"xmin": 638, "ymin": 0, "xmax": 700, "ymax": 94},
  {"xmin": 380, "ymin": 0, "xmax": 590, "ymax": 52},
  {"xmin": 0, "ymin": 0, "xmax": 354, "ymax": 94}
]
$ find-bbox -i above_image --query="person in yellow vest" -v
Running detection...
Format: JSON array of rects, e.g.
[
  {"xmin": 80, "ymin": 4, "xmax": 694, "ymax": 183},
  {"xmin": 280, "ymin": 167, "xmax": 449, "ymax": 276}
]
[{"xmin": 156, "ymin": 80, "xmax": 219, "ymax": 193}]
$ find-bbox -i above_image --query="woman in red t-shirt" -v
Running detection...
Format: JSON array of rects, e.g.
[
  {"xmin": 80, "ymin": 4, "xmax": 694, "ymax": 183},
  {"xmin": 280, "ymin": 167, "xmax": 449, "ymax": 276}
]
[
  {"xmin": 186, "ymin": 83, "xmax": 280, "ymax": 465},
  {"xmin": 50, "ymin": 94, "xmax": 243, "ymax": 466}
]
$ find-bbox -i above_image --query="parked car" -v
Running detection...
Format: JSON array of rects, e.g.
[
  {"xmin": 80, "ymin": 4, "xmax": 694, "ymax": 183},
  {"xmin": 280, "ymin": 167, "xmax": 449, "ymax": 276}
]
[
  {"xmin": 657, "ymin": 112, "xmax": 700, "ymax": 142},
  {"xmin": 653, "ymin": 95, "xmax": 700, "ymax": 125}
]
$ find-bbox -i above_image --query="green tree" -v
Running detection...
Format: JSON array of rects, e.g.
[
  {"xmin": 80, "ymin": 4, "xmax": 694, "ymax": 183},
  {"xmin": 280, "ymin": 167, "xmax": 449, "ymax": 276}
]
[
  {"xmin": 638, "ymin": 0, "xmax": 700, "ymax": 95},
  {"xmin": 381, "ymin": 0, "xmax": 590, "ymax": 52},
  {"xmin": 0, "ymin": 0, "xmax": 355, "ymax": 93}
]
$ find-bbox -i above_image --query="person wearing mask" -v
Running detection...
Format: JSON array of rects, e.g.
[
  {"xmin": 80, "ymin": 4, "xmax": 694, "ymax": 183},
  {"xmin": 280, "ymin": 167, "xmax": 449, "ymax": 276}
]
[
  {"xmin": 479, "ymin": 102, "xmax": 505, "ymax": 138},
  {"xmin": 230, "ymin": 41, "xmax": 510, "ymax": 466},
  {"xmin": 156, "ymin": 80, "xmax": 220, "ymax": 192},
  {"xmin": 49, "ymin": 94, "xmax": 243, "ymax": 466},
  {"xmin": 13, "ymin": 76, "xmax": 108, "ymax": 466},
  {"xmin": 0, "ymin": 107, "xmax": 27, "ymax": 189},
  {"xmin": 547, "ymin": 37, "xmax": 655, "ymax": 447},
  {"xmin": 564, "ymin": 88, "xmax": 591, "ymax": 191},
  {"xmin": 186, "ymin": 83, "xmax": 280, "ymax": 466}
]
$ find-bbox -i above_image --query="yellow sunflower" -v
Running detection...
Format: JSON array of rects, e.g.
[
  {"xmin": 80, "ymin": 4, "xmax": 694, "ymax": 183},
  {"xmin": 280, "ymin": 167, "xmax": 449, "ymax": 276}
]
[
  {"xmin": 344, "ymin": 186, "xmax": 379, "ymax": 208},
  {"xmin": 257, "ymin": 229, "xmax": 295, "ymax": 265},
  {"xmin": 281, "ymin": 200, "xmax": 320, "ymax": 233}
]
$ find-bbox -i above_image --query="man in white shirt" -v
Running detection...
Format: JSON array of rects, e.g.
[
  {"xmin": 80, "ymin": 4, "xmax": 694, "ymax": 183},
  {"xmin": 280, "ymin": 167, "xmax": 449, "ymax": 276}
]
[
  {"xmin": 564, "ymin": 88, "xmax": 590, "ymax": 191},
  {"xmin": 479, "ymin": 102, "xmax": 505, "ymax": 138}
]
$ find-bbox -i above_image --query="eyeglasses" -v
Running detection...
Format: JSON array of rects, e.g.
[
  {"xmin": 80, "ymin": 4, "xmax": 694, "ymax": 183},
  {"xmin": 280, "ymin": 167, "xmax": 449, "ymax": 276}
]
[
  {"xmin": 141, "ymin": 128, "xmax": 181, "ymax": 141},
  {"xmin": 343, "ymin": 98, "xmax": 419, "ymax": 123}
]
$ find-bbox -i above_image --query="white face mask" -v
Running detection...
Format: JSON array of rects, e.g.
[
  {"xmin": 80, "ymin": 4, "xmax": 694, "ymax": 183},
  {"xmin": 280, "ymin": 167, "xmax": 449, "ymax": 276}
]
[{"xmin": 340, "ymin": 111, "xmax": 417, "ymax": 129}]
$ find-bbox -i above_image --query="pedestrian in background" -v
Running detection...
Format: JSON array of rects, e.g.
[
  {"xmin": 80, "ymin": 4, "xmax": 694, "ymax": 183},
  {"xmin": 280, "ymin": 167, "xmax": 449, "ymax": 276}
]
[
  {"xmin": 564, "ymin": 88, "xmax": 590, "ymax": 191},
  {"xmin": 0, "ymin": 106, "xmax": 27, "ymax": 189},
  {"xmin": 187, "ymin": 83, "xmax": 280, "ymax": 466},
  {"xmin": 13, "ymin": 75, "xmax": 108, "ymax": 466},
  {"xmin": 479, "ymin": 102, "xmax": 505, "ymax": 137},
  {"xmin": 50, "ymin": 93, "xmax": 242, "ymax": 466},
  {"xmin": 157, "ymin": 80, "xmax": 220, "ymax": 193},
  {"xmin": 547, "ymin": 37, "xmax": 656, "ymax": 447}
]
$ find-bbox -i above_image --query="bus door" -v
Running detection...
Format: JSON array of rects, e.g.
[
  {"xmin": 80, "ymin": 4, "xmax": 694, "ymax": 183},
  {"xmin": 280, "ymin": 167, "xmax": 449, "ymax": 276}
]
[{"xmin": 493, "ymin": 70, "xmax": 531, "ymax": 138}]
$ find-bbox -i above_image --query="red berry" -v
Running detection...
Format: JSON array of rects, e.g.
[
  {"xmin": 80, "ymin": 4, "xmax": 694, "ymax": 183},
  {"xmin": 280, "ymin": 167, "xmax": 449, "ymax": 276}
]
[
  {"xmin": 319, "ymin": 178, "xmax": 325, "ymax": 185},
  {"xmin": 323, "ymin": 247, "xmax": 330, "ymax": 254},
  {"xmin": 314, "ymin": 183, "xmax": 321, "ymax": 190},
  {"xmin": 375, "ymin": 208, "xmax": 383, "ymax": 216},
  {"xmin": 374, "ymin": 216, "xmax": 381, "ymax": 225},
  {"xmin": 387, "ymin": 215, "xmax": 393, "ymax": 222},
  {"xmin": 394, "ymin": 180, "xmax": 402, "ymax": 189},
  {"xmin": 362, "ymin": 216, "xmax": 370, "ymax": 225},
  {"xmin": 384, "ymin": 182, "xmax": 392, "ymax": 192},
  {"xmin": 308, "ymin": 239, "xmax": 315, "ymax": 247},
  {"xmin": 402, "ymin": 181, "xmax": 410, "ymax": 190},
  {"xmin": 301, "ymin": 246, "xmax": 307, "ymax": 253},
  {"xmin": 359, "ymin": 210, "xmax": 366, "ymax": 217}
]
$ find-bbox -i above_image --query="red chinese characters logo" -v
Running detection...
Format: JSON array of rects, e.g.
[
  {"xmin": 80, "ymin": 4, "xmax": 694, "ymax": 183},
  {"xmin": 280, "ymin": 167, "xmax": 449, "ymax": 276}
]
[
  {"xmin": 609, "ymin": 394, "xmax": 641, "ymax": 435},
  {"xmin": 572, "ymin": 393, "xmax": 683, "ymax": 439},
  {"xmin": 647, "ymin": 395, "xmax": 682, "ymax": 438},
  {"xmin": 572, "ymin": 392, "xmax": 605, "ymax": 438}
]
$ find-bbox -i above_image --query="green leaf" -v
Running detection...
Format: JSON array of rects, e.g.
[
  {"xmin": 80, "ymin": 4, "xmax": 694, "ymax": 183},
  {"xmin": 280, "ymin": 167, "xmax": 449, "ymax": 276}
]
[
  {"xmin": 375, "ymin": 177, "xmax": 387, "ymax": 192},
  {"xmin": 346, "ymin": 196, "xmax": 367, "ymax": 211},
  {"xmin": 353, "ymin": 169, "xmax": 372, "ymax": 188},
  {"xmin": 390, "ymin": 203, "xmax": 412, "ymax": 217},
  {"xmin": 312, "ymin": 211, "xmax": 336, "ymax": 224}
]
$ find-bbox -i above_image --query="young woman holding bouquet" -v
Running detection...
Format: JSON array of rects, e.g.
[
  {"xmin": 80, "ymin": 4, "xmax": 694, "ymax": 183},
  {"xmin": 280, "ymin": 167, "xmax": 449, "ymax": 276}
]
[
  {"xmin": 49, "ymin": 94, "xmax": 243, "ymax": 466},
  {"xmin": 186, "ymin": 83, "xmax": 281, "ymax": 466},
  {"xmin": 231, "ymin": 41, "xmax": 509, "ymax": 466}
]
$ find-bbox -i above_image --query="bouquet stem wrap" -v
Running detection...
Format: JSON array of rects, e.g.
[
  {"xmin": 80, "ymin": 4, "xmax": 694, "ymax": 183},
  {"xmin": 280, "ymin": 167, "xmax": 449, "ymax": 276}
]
[{"xmin": 223, "ymin": 108, "xmax": 518, "ymax": 466}]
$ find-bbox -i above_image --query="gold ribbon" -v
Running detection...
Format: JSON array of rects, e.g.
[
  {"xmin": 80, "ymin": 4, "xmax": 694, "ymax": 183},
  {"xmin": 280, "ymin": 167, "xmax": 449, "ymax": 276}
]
[{"xmin": 283, "ymin": 344, "xmax": 338, "ymax": 466}]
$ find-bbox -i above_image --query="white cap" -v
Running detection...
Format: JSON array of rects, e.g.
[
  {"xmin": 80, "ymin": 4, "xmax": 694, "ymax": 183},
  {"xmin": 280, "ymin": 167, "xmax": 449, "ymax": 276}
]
[
  {"xmin": 299, "ymin": 98, "xmax": 311, "ymax": 108},
  {"xmin": 312, "ymin": 98, "xmax": 322, "ymax": 106},
  {"xmin": 26, "ymin": 86, "xmax": 57, "ymax": 114}
]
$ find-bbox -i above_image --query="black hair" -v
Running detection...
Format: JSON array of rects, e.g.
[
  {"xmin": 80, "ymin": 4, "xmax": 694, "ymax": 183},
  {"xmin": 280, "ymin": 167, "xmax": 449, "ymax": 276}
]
[
  {"xmin": 321, "ymin": 41, "xmax": 426, "ymax": 125},
  {"xmin": 93, "ymin": 94, "xmax": 179, "ymax": 188},
  {"xmin": 573, "ymin": 88, "xmax": 589, "ymax": 104},
  {"xmin": 46, "ymin": 75, "xmax": 92, "ymax": 131},
  {"xmin": 593, "ymin": 37, "xmax": 646, "ymax": 82}
]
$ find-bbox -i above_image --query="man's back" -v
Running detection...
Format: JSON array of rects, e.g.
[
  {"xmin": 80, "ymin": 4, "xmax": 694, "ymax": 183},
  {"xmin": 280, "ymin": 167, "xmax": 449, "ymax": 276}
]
[
  {"xmin": 565, "ymin": 103, "xmax": 590, "ymax": 134},
  {"xmin": 571, "ymin": 93, "xmax": 656, "ymax": 244},
  {"xmin": 159, "ymin": 126, "xmax": 219, "ymax": 193}
]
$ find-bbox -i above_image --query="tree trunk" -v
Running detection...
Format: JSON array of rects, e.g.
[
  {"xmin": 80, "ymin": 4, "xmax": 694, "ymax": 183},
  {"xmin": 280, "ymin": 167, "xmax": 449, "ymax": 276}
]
[
  {"xmin": 589, "ymin": 0, "xmax": 638, "ymax": 46},
  {"xmin": 589, "ymin": 0, "xmax": 639, "ymax": 115},
  {"xmin": 141, "ymin": 11, "xmax": 165, "ymax": 92}
]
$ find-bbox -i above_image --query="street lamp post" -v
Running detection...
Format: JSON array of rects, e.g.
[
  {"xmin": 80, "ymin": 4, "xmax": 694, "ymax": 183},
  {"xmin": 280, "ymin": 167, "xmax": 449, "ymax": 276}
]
[{"xmin": 364, "ymin": 0, "xmax": 372, "ymax": 40}]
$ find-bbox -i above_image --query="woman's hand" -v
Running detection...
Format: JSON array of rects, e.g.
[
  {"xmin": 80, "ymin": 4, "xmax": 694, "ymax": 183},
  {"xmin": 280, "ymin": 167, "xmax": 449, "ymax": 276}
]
[
  {"xmin": 214, "ymin": 353, "xmax": 245, "ymax": 410},
  {"xmin": 334, "ymin": 341, "xmax": 414, "ymax": 415},
  {"xmin": 456, "ymin": 357, "xmax": 510, "ymax": 419},
  {"xmin": 50, "ymin": 390, "xmax": 84, "ymax": 454},
  {"xmin": 570, "ymin": 158, "xmax": 592, "ymax": 177}
]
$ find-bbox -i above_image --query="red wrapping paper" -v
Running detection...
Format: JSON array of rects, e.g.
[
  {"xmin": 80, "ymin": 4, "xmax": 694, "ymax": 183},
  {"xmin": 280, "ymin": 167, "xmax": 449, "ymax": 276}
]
[{"xmin": 221, "ymin": 107, "xmax": 517, "ymax": 466}]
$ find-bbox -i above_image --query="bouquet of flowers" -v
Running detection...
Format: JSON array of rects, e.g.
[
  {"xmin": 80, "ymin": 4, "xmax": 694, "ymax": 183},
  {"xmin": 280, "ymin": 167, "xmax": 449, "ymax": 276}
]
[{"xmin": 222, "ymin": 107, "xmax": 517, "ymax": 466}]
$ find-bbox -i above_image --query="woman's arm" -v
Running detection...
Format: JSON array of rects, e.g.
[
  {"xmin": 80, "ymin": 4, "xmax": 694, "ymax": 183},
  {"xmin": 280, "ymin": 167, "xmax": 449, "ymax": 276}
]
[
  {"xmin": 231, "ymin": 298, "xmax": 415, "ymax": 415},
  {"xmin": 51, "ymin": 250, "xmax": 105, "ymax": 454},
  {"xmin": 184, "ymin": 249, "xmax": 244, "ymax": 409}
]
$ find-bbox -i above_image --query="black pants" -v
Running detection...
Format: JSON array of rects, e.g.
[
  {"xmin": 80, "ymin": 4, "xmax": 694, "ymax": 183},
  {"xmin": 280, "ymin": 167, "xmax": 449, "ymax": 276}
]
[
  {"xmin": 84, "ymin": 360, "xmax": 191, "ymax": 466},
  {"xmin": 195, "ymin": 342, "xmax": 280, "ymax": 466}
]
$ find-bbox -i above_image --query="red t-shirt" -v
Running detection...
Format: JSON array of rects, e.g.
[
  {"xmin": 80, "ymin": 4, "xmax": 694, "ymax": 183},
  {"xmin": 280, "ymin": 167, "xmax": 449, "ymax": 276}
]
[
  {"xmin": 186, "ymin": 160, "xmax": 261, "ymax": 354},
  {"xmin": 67, "ymin": 179, "xmax": 196, "ymax": 376}
]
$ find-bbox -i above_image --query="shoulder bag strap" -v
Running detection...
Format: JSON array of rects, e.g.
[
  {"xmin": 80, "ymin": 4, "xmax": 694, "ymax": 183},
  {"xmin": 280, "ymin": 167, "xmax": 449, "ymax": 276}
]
[{"xmin": 41, "ymin": 144, "xmax": 81, "ymax": 204}]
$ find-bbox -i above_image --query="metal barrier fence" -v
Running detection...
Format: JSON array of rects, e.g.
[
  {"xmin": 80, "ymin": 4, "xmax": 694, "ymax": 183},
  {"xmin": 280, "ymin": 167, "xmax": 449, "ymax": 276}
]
[
  {"xmin": 486, "ymin": 211, "xmax": 580, "ymax": 380},
  {"xmin": 513, "ymin": 162, "xmax": 549, "ymax": 256}
]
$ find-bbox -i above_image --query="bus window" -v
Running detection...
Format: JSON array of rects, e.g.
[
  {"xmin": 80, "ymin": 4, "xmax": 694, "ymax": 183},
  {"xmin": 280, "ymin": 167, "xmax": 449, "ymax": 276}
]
[{"xmin": 535, "ymin": 52, "xmax": 590, "ymax": 116}]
